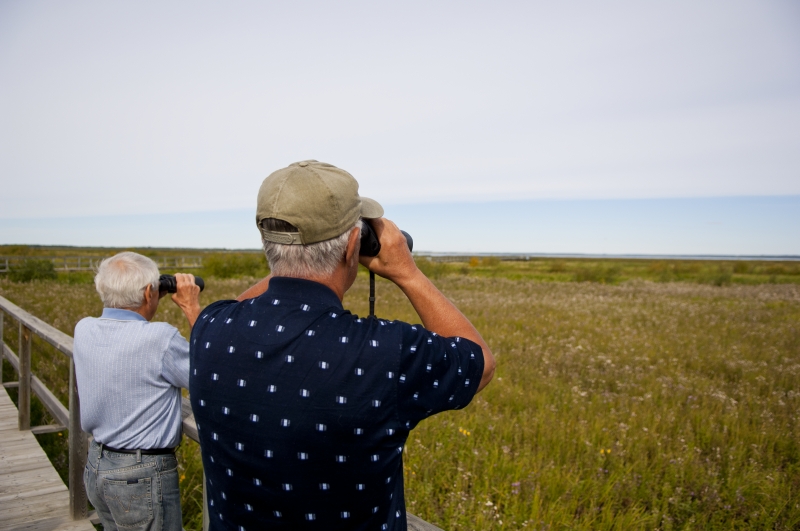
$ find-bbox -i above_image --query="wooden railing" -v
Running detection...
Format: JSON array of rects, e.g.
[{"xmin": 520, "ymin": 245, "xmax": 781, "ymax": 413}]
[
  {"xmin": 0, "ymin": 295, "xmax": 87, "ymax": 520},
  {"xmin": 0, "ymin": 294, "xmax": 443, "ymax": 530},
  {"xmin": 0, "ymin": 256, "xmax": 204, "ymax": 273}
]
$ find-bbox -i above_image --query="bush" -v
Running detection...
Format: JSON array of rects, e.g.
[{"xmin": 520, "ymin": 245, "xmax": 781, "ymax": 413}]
[
  {"xmin": 8, "ymin": 259, "xmax": 58, "ymax": 282},
  {"xmin": 414, "ymin": 257, "xmax": 449, "ymax": 279},
  {"xmin": 202, "ymin": 253, "xmax": 269, "ymax": 279},
  {"xmin": 701, "ymin": 266, "xmax": 733, "ymax": 286},
  {"xmin": 574, "ymin": 265, "xmax": 620, "ymax": 284},
  {"xmin": 481, "ymin": 256, "xmax": 501, "ymax": 267},
  {"xmin": 732, "ymin": 262, "xmax": 751, "ymax": 274}
]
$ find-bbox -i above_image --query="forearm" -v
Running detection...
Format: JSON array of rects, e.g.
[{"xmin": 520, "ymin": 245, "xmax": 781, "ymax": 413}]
[
  {"xmin": 237, "ymin": 275, "xmax": 272, "ymax": 302},
  {"xmin": 396, "ymin": 271, "xmax": 495, "ymax": 391},
  {"xmin": 178, "ymin": 303, "xmax": 201, "ymax": 329}
]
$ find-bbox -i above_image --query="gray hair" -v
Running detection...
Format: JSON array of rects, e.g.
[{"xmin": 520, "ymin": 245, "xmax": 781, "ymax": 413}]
[
  {"xmin": 94, "ymin": 252, "xmax": 160, "ymax": 309},
  {"xmin": 261, "ymin": 219, "xmax": 362, "ymax": 278}
]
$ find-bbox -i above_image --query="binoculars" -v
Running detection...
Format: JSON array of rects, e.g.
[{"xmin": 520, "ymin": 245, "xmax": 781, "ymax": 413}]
[
  {"xmin": 360, "ymin": 222, "xmax": 413, "ymax": 257},
  {"xmin": 159, "ymin": 274, "xmax": 205, "ymax": 293}
]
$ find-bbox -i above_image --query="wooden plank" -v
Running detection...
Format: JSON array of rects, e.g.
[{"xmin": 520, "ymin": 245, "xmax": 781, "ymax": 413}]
[
  {"xmin": 0, "ymin": 311, "xmax": 4, "ymax": 385},
  {"xmin": 0, "ymin": 484, "xmax": 68, "ymax": 503},
  {"xmin": 0, "ymin": 466, "xmax": 64, "ymax": 485},
  {"xmin": 0, "ymin": 386, "xmax": 91, "ymax": 531},
  {"xmin": 407, "ymin": 513, "xmax": 446, "ymax": 531},
  {"xmin": 67, "ymin": 360, "xmax": 87, "ymax": 520},
  {"xmin": 11, "ymin": 518, "xmax": 96, "ymax": 531},
  {"xmin": 0, "ymin": 473, "xmax": 66, "ymax": 492},
  {"xmin": 0, "ymin": 296, "xmax": 74, "ymax": 359},
  {"xmin": 0, "ymin": 490, "xmax": 71, "ymax": 518},
  {"xmin": 4, "ymin": 514, "xmax": 96, "ymax": 531},
  {"xmin": 181, "ymin": 396, "xmax": 198, "ymax": 442},
  {"xmin": 18, "ymin": 325, "xmax": 31, "ymax": 431},
  {"xmin": 0, "ymin": 507, "xmax": 71, "ymax": 530},
  {"xmin": 30, "ymin": 425, "xmax": 66, "ymax": 435},
  {"xmin": 0, "ymin": 461, "xmax": 54, "ymax": 476}
]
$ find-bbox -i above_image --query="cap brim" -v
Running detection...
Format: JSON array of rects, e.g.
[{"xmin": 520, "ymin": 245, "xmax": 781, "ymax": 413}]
[{"xmin": 360, "ymin": 197, "xmax": 384, "ymax": 219}]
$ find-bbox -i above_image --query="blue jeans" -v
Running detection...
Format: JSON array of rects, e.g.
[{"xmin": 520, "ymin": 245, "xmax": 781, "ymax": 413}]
[{"xmin": 84, "ymin": 440, "xmax": 182, "ymax": 531}]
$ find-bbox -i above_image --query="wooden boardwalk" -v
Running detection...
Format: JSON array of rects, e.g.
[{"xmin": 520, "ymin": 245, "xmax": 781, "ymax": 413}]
[{"xmin": 0, "ymin": 388, "xmax": 94, "ymax": 531}]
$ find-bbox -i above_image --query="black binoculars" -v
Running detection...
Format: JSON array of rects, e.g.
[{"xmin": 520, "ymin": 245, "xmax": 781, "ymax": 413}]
[
  {"xmin": 359, "ymin": 222, "xmax": 413, "ymax": 257},
  {"xmin": 159, "ymin": 274, "xmax": 205, "ymax": 293}
]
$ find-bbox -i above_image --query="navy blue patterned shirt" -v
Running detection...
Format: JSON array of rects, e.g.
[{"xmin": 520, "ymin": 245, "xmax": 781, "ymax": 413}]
[{"xmin": 190, "ymin": 277, "xmax": 483, "ymax": 531}]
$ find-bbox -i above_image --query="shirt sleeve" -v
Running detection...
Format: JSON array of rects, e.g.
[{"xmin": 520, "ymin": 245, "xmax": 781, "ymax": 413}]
[
  {"xmin": 162, "ymin": 329, "xmax": 191, "ymax": 389},
  {"xmin": 396, "ymin": 323, "xmax": 484, "ymax": 428}
]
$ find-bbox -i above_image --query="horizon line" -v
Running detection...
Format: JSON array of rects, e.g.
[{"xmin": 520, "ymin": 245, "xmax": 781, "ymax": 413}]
[
  {"xmin": 1, "ymin": 246, "xmax": 798, "ymax": 262},
  {"xmin": 2, "ymin": 193, "xmax": 800, "ymax": 222}
]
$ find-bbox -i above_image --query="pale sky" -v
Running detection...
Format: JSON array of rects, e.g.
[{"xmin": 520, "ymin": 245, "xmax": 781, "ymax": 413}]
[{"xmin": 1, "ymin": 1, "xmax": 799, "ymax": 253}]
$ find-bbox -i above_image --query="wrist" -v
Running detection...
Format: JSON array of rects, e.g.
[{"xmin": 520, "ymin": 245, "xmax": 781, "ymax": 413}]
[{"xmin": 392, "ymin": 267, "xmax": 429, "ymax": 292}]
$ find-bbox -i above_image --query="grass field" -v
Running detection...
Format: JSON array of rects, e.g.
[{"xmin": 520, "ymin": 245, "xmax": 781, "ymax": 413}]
[{"xmin": 1, "ymin": 255, "xmax": 799, "ymax": 530}]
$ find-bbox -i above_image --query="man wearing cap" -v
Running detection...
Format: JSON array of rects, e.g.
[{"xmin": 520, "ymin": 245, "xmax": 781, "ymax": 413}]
[{"xmin": 190, "ymin": 160, "xmax": 495, "ymax": 530}]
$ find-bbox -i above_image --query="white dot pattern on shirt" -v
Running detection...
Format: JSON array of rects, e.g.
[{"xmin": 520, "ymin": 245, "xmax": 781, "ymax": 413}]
[{"xmin": 194, "ymin": 295, "xmax": 481, "ymax": 529}]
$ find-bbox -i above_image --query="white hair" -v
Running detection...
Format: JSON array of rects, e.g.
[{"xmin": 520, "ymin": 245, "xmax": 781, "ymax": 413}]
[
  {"xmin": 262, "ymin": 219, "xmax": 362, "ymax": 278},
  {"xmin": 94, "ymin": 252, "xmax": 160, "ymax": 309}
]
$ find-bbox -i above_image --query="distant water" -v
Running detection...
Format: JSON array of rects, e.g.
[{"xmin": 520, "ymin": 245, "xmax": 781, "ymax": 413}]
[{"xmin": 1, "ymin": 196, "xmax": 798, "ymax": 256}]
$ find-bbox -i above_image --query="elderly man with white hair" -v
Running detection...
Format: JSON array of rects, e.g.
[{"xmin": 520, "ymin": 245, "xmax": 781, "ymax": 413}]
[{"xmin": 73, "ymin": 251, "xmax": 201, "ymax": 531}]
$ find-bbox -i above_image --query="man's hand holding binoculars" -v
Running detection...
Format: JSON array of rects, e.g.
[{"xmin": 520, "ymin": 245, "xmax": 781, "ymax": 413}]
[
  {"xmin": 362, "ymin": 218, "xmax": 496, "ymax": 392},
  {"xmin": 165, "ymin": 273, "xmax": 202, "ymax": 327},
  {"xmin": 359, "ymin": 218, "xmax": 418, "ymax": 285}
]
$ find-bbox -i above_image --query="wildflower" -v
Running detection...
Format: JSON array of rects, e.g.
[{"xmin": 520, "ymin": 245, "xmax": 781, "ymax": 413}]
[{"xmin": 458, "ymin": 427, "xmax": 471, "ymax": 436}]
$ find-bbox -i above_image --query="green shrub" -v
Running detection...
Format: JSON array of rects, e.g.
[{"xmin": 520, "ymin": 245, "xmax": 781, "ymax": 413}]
[
  {"xmin": 414, "ymin": 257, "xmax": 449, "ymax": 279},
  {"xmin": 732, "ymin": 262, "xmax": 751, "ymax": 274},
  {"xmin": 481, "ymin": 256, "xmax": 501, "ymax": 267},
  {"xmin": 574, "ymin": 265, "xmax": 620, "ymax": 284},
  {"xmin": 701, "ymin": 265, "xmax": 733, "ymax": 286},
  {"xmin": 8, "ymin": 259, "xmax": 58, "ymax": 282},
  {"xmin": 202, "ymin": 253, "xmax": 268, "ymax": 279}
]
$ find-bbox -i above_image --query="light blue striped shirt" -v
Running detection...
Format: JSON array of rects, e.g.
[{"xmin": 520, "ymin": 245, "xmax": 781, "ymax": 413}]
[{"xmin": 73, "ymin": 308, "xmax": 189, "ymax": 449}]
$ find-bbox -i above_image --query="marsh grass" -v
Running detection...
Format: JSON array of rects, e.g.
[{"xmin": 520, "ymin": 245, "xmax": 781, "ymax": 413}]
[{"xmin": 1, "ymin": 267, "xmax": 799, "ymax": 530}]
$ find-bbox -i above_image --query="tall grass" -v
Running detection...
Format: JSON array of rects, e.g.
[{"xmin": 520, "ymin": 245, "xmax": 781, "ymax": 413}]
[{"xmin": 1, "ymin": 268, "xmax": 798, "ymax": 530}]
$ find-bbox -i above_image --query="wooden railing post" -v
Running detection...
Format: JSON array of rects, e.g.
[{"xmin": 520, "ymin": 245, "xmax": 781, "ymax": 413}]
[
  {"xmin": 68, "ymin": 358, "xmax": 88, "ymax": 519},
  {"xmin": 18, "ymin": 323, "xmax": 31, "ymax": 430},
  {"xmin": 0, "ymin": 311, "xmax": 4, "ymax": 384},
  {"xmin": 203, "ymin": 472, "xmax": 210, "ymax": 531}
]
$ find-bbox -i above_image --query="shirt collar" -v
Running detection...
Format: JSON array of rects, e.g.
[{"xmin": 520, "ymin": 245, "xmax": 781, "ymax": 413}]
[
  {"xmin": 265, "ymin": 277, "xmax": 344, "ymax": 310},
  {"xmin": 100, "ymin": 308, "xmax": 148, "ymax": 322}
]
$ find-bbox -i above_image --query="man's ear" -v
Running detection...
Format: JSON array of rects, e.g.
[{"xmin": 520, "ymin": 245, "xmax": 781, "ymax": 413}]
[
  {"xmin": 143, "ymin": 284, "xmax": 156, "ymax": 305},
  {"xmin": 344, "ymin": 226, "xmax": 361, "ymax": 265}
]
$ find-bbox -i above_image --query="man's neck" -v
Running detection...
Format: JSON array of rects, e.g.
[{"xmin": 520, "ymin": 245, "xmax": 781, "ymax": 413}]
[{"xmin": 285, "ymin": 270, "xmax": 348, "ymax": 302}]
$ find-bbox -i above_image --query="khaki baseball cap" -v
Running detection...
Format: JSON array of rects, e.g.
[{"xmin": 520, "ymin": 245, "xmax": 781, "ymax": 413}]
[{"xmin": 256, "ymin": 160, "xmax": 384, "ymax": 245}]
